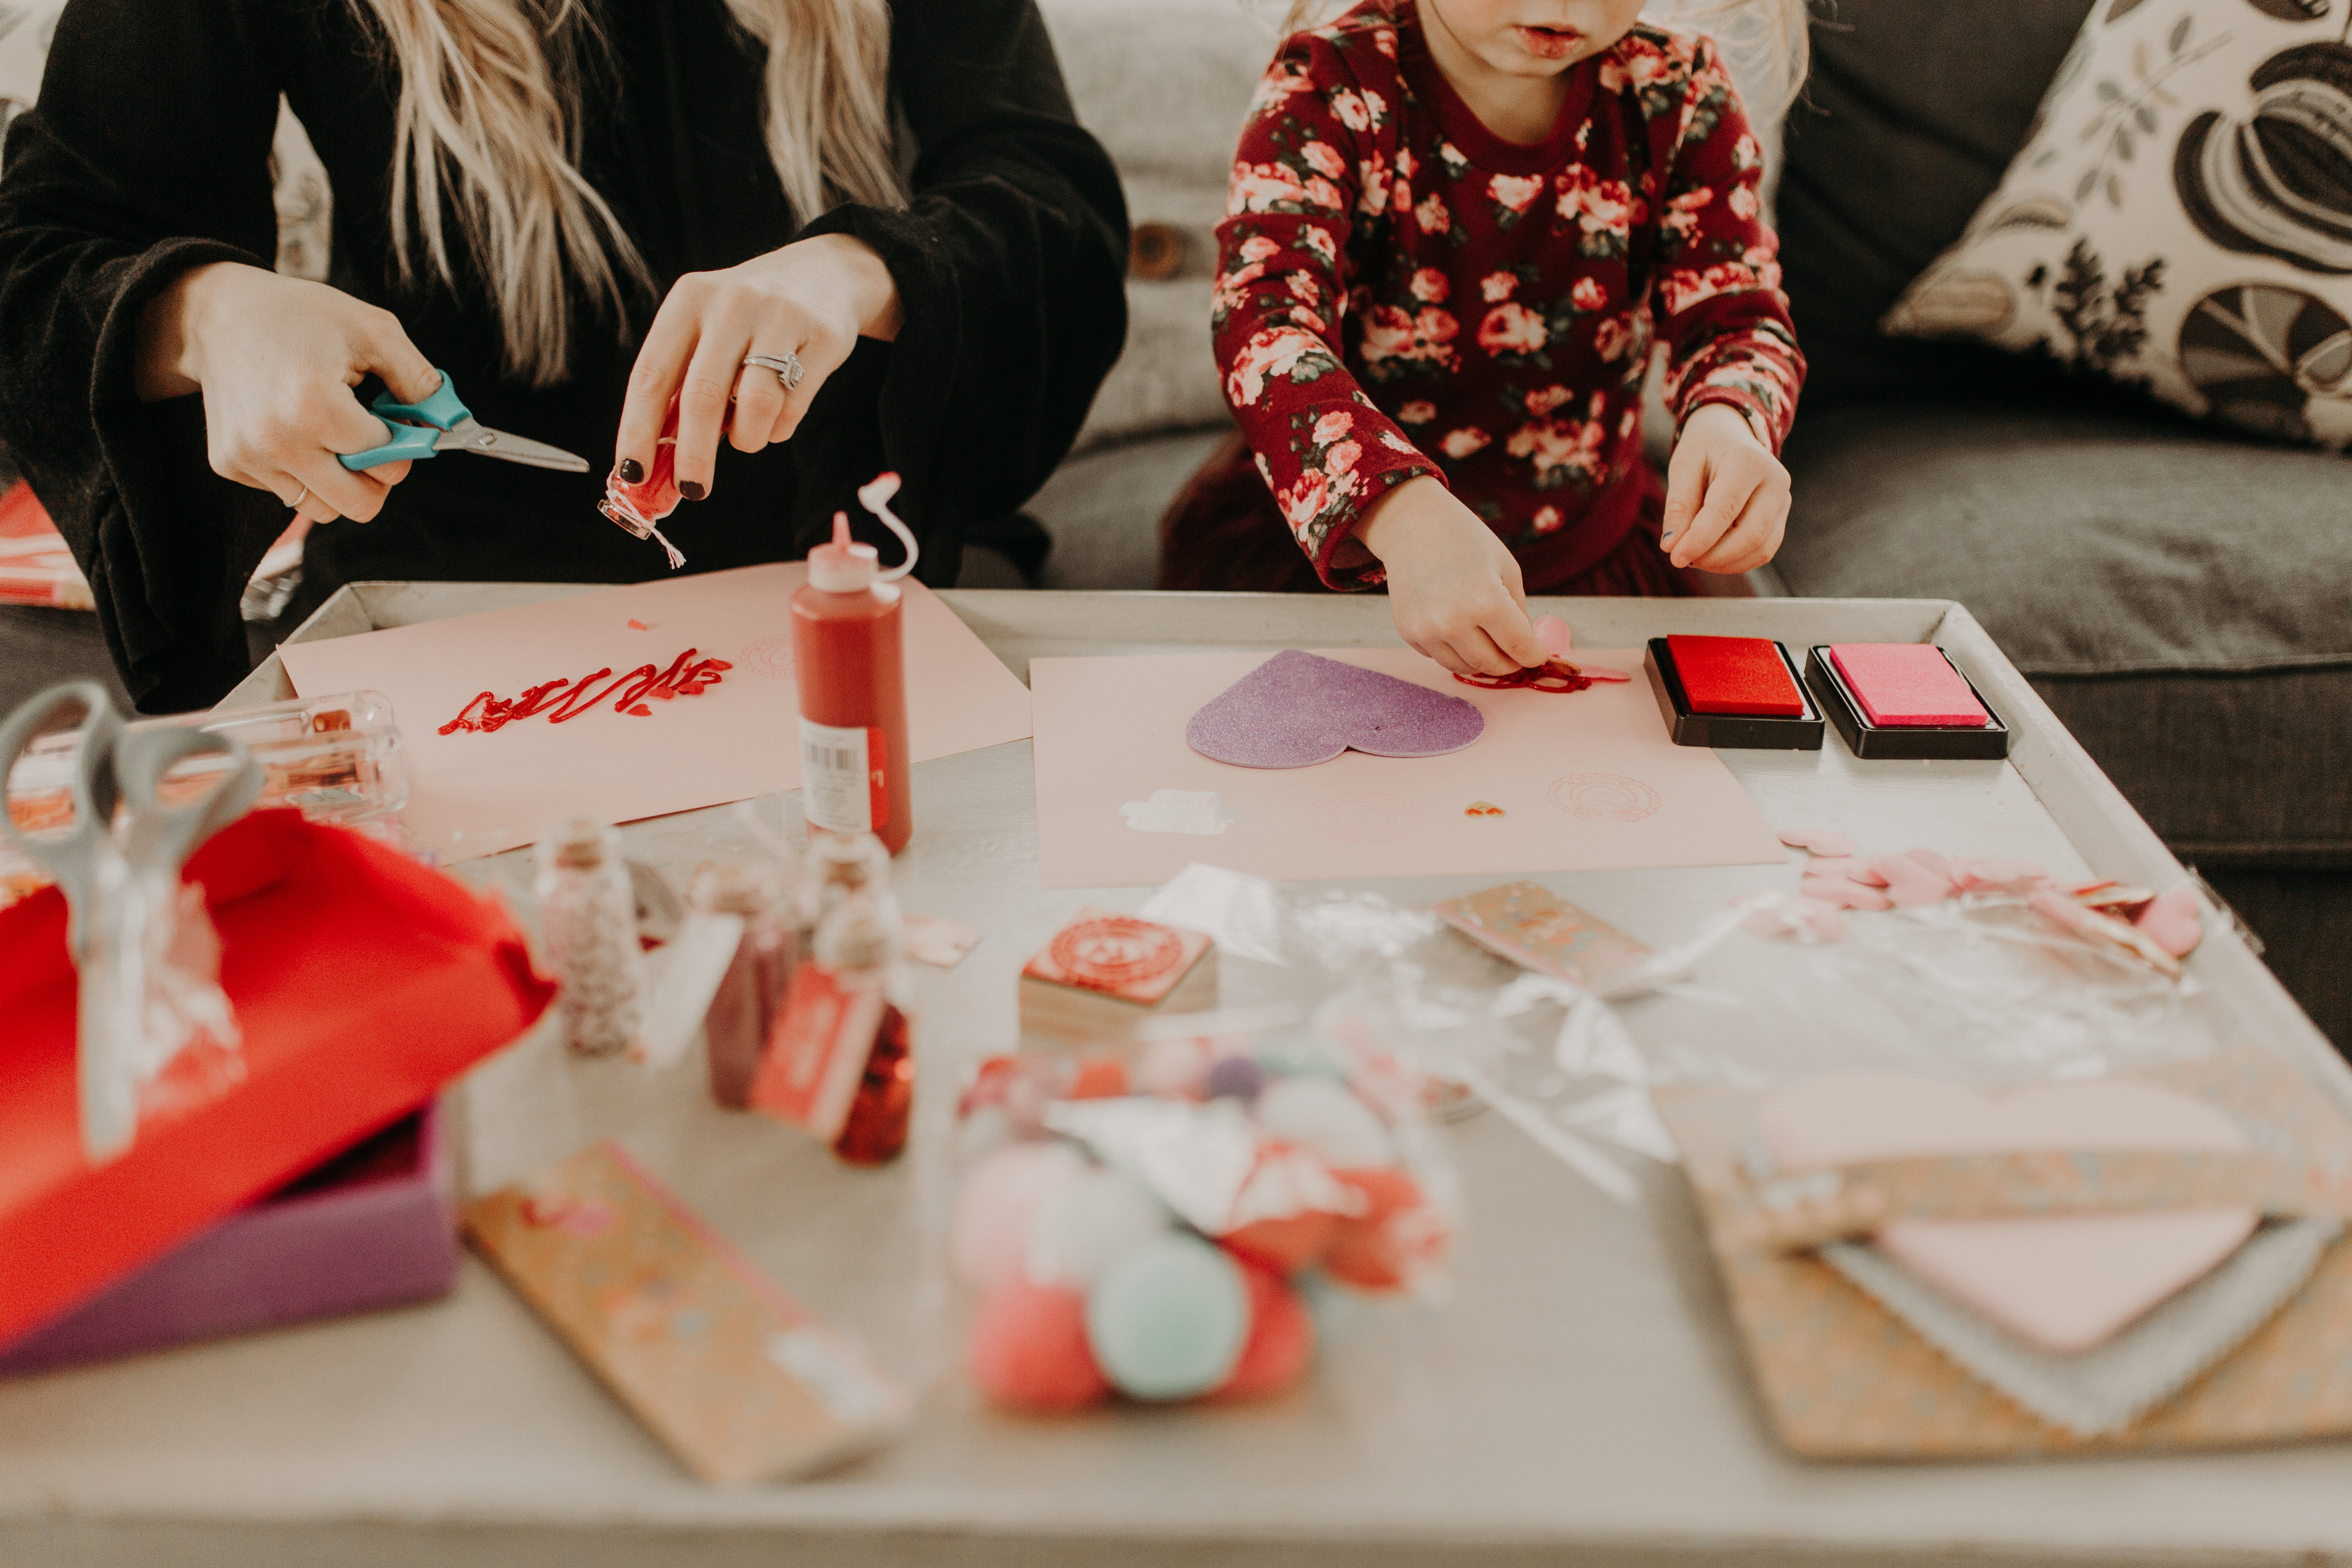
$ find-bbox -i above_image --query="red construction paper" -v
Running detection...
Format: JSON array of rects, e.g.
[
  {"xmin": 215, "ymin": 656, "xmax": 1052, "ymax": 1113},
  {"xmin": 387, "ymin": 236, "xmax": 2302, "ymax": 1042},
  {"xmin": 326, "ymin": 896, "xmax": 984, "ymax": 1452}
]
[
  {"xmin": 1665, "ymin": 635, "xmax": 1803, "ymax": 717},
  {"xmin": 1828, "ymin": 643, "xmax": 1989, "ymax": 728},
  {"xmin": 0, "ymin": 809, "xmax": 552, "ymax": 1345}
]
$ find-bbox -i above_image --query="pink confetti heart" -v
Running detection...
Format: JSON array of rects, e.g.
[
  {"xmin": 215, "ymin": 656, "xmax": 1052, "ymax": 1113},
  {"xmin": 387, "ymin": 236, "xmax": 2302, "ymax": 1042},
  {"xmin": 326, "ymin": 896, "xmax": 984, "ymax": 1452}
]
[
  {"xmin": 1745, "ymin": 897, "xmax": 1847, "ymax": 942},
  {"xmin": 2134, "ymin": 886, "xmax": 2202, "ymax": 957},
  {"xmin": 1872, "ymin": 854, "xmax": 1956, "ymax": 908},
  {"xmin": 1534, "ymin": 614, "xmax": 1573, "ymax": 657},
  {"xmin": 1903, "ymin": 847, "xmax": 1953, "ymax": 878},
  {"xmin": 1777, "ymin": 824, "xmax": 1855, "ymax": 859},
  {"xmin": 1186, "ymin": 650, "xmax": 1485, "ymax": 770},
  {"xmin": 1800, "ymin": 874, "xmax": 1891, "ymax": 911},
  {"xmin": 1950, "ymin": 857, "xmax": 2053, "ymax": 894},
  {"xmin": 1575, "ymin": 664, "xmax": 1632, "ymax": 683}
]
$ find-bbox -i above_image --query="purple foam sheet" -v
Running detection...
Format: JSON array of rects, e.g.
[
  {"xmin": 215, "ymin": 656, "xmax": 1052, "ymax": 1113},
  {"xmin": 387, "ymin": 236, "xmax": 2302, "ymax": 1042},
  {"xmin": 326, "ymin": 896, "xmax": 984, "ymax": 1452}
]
[{"xmin": 1186, "ymin": 650, "xmax": 1485, "ymax": 768}]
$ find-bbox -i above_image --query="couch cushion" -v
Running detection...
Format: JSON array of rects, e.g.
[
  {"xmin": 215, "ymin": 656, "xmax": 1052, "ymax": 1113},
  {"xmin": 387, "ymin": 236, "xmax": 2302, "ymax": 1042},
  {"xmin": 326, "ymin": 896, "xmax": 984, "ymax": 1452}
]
[
  {"xmin": 1776, "ymin": 0, "xmax": 2094, "ymax": 406},
  {"xmin": 1020, "ymin": 427, "xmax": 1229, "ymax": 589},
  {"xmin": 1778, "ymin": 399, "xmax": 2352, "ymax": 863}
]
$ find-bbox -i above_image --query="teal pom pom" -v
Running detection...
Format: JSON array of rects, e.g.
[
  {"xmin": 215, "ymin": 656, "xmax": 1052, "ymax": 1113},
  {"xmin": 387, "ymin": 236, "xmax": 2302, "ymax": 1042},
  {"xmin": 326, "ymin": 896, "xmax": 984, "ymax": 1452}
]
[{"xmin": 1085, "ymin": 1235, "xmax": 1248, "ymax": 1400}]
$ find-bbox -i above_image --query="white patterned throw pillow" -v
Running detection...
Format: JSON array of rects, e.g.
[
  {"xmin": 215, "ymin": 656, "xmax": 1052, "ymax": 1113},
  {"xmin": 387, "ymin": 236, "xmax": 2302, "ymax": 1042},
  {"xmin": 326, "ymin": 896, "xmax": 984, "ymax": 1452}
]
[{"xmin": 1884, "ymin": 0, "xmax": 2352, "ymax": 450}]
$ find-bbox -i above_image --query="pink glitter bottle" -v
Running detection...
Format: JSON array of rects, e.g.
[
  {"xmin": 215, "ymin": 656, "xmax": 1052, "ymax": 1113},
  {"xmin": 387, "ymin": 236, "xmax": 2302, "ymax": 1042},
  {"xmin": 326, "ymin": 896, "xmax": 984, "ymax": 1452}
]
[{"xmin": 599, "ymin": 398, "xmax": 686, "ymax": 568}]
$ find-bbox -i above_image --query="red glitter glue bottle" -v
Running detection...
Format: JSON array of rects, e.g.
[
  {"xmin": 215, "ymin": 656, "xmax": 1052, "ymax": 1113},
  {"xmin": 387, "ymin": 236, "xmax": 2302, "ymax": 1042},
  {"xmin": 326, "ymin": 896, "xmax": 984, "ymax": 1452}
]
[
  {"xmin": 597, "ymin": 397, "xmax": 687, "ymax": 568},
  {"xmin": 792, "ymin": 474, "xmax": 917, "ymax": 855}
]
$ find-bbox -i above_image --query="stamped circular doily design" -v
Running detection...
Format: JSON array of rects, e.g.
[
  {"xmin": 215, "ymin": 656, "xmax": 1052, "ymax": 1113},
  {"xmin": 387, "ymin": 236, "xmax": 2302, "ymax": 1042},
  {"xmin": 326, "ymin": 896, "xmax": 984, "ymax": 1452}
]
[
  {"xmin": 1048, "ymin": 916, "xmax": 1187, "ymax": 991},
  {"xmin": 738, "ymin": 632, "xmax": 796, "ymax": 681},
  {"xmin": 1547, "ymin": 772, "xmax": 1662, "ymax": 823}
]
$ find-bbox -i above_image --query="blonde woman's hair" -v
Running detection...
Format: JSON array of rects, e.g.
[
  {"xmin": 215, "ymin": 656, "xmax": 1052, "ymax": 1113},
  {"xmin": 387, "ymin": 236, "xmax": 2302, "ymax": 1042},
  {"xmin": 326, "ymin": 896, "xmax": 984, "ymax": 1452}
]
[
  {"xmin": 352, "ymin": 0, "xmax": 903, "ymax": 387},
  {"xmin": 1272, "ymin": 0, "xmax": 1812, "ymax": 116}
]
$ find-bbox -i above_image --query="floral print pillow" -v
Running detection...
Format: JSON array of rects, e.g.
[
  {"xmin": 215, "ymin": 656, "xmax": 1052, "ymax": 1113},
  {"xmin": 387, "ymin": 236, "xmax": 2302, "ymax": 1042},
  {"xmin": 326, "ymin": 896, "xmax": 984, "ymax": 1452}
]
[{"xmin": 1884, "ymin": 0, "xmax": 2352, "ymax": 450}]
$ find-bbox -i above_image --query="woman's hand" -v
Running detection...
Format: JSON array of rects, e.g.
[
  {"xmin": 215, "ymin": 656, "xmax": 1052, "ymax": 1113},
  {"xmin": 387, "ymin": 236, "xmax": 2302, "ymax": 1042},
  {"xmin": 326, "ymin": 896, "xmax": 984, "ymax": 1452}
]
[
  {"xmin": 135, "ymin": 261, "xmax": 440, "ymax": 524},
  {"xmin": 614, "ymin": 233, "xmax": 903, "ymax": 502},
  {"xmin": 1659, "ymin": 403, "xmax": 1791, "ymax": 575},
  {"xmin": 1354, "ymin": 475, "xmax": 1547, "ymax": 677}
]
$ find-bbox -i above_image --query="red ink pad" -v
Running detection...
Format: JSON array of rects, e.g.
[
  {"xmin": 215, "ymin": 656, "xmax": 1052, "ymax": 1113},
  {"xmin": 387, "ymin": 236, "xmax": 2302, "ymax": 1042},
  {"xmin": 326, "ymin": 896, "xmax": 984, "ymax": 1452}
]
[
  {"xmin": 1643, "ymin": 637, "xmax": 1823, "ymax": 750},
  {"xmin": 1803, "ymin": 645, "xmax": 2010, "ymax": 760},
  {"xmin": 1665, "ymin": 636, "xmax": 1803, "ymax": 716},
  {"xmin": 1828, "ymin": 643, "xmax": 1987, "ymax": 727}
]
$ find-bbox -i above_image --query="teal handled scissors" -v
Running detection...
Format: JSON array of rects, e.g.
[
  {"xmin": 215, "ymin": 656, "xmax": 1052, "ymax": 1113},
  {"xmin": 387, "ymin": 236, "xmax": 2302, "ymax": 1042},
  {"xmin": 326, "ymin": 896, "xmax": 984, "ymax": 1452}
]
[
  {"xmin": 336, "ymin": 369, "xmax": 589, "ymax": 473},
  {"xmin": 0, "ymin": 681, "xmax": 263, "ymax": 1164}
]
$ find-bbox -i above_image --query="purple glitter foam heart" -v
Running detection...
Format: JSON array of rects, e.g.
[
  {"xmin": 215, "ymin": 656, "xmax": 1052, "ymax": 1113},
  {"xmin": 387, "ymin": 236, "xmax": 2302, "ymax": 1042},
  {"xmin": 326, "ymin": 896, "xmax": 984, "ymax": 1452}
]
[{"xmin": 1185, "ymin": 650, "xmax": 1486, "ymax": 769}]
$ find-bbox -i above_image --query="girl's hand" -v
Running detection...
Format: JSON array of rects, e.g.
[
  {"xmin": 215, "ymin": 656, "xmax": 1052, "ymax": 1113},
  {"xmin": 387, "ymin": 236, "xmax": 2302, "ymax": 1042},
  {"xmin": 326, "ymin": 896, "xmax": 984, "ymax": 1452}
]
[
  {"xmin": 1659, "ymin": 402, "xmax": 1791, "ymax": 574},
  {"xmin": 1355, "ymin": 476, "xmax": 1548, "ymax": 677},
  {"xmin": 616, "ymin": 233, "xmax": 904, "ymax": 502},
  {"xmin": 136, "ymin": 261, "xmax": 440, "ymax": 523}
]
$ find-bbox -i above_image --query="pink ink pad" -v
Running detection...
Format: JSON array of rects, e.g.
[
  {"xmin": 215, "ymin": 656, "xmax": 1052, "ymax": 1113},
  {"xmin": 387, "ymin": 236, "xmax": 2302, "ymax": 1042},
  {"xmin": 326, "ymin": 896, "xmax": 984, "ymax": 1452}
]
[
  {"xmin": 1828, "ymin": 643, "xmax": 1989, "ymax": 727},
  {"xmin": 1800, "ymin": 645, "xmax": 2011, "ymax": 760}
]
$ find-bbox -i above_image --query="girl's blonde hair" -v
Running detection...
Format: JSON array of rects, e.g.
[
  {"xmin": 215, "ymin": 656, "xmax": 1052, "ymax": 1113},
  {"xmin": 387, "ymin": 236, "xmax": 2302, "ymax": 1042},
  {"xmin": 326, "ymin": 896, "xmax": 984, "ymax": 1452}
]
[
  {"xmin": 352, "ymin": 0, "xmax": 904, "ymax": 387},
  {"xmin": 1273, "ymin": 0, "xmax": 1811, "ymax": 116}
]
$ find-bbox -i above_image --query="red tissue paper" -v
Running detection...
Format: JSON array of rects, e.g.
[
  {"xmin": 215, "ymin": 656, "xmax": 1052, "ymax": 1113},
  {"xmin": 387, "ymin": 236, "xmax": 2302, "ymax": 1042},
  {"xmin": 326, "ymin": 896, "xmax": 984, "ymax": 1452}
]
[{"xmin": 0, "ymin": 808, "xmax": 553, "ymax": 1345}]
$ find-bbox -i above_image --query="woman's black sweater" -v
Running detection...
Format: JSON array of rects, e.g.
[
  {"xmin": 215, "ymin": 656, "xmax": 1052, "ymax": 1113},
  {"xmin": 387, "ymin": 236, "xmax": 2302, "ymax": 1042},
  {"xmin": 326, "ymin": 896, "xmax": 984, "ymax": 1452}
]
[{"xmin": 0, "ymin": 0, "xmax": 1128, "ymax": 710}]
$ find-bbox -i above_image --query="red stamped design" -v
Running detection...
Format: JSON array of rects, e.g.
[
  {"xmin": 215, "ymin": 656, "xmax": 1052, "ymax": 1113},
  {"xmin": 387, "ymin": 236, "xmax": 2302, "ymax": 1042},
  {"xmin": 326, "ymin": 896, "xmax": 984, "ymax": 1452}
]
[
  {"xmin": 1047, "ymin": 916, "xmax": 1187, "ymax": 993},
  {"xmin": 1547, "ymin": 772, "xmax": 1662, "ymax": 823}
]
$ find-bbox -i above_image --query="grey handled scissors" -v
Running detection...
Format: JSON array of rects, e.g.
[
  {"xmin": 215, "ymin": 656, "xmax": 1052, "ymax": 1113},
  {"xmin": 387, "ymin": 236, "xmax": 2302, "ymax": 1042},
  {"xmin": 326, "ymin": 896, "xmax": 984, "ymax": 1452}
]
[
  {"xmin": 0, "ymin": 681, "xmax": 263, "ymax": 1163},
  {"xmin": 336, "ymin": 368, "xmax": 589, "ymax": 473}
]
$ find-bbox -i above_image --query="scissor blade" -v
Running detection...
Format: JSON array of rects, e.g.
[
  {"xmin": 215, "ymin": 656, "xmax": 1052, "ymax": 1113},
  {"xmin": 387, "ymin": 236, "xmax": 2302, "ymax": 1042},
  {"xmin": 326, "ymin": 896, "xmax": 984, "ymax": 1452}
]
[{"xmin": 435, "ymin": 417, "xmax": 591, "ymax": 473}]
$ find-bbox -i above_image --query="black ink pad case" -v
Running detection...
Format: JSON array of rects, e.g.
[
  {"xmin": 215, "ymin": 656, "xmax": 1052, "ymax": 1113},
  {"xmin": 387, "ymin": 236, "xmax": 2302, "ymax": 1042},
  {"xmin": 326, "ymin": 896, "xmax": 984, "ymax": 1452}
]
[
  {"xmin": 1643, "ymin": 635, "xmax": 1824, "ymax": 750},
  {"xmin": 1803, "ymin": 644, "xmax": 2013, "ymax": 761}
]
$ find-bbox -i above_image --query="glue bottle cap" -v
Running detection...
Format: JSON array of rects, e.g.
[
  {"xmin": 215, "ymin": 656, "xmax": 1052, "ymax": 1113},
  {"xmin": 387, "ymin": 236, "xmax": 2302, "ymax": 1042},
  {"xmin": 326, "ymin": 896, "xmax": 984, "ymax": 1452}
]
[{"xmin": 808, "ymin": 511, "xmax": 879, "ymax": 594}]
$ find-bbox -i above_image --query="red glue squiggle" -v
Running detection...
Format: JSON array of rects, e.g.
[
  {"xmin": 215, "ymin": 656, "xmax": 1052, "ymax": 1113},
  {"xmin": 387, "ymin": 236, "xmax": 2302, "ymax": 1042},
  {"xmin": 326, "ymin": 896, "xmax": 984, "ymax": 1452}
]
[{"xmin": 439, "ymin": 649, "xmax": 733, "ymax": 735}]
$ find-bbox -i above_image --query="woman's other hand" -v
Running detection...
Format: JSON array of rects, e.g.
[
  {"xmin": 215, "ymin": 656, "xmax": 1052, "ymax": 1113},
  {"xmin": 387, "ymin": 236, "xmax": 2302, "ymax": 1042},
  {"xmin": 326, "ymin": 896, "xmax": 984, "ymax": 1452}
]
[
  {"xmin": 1659, "ymin": 403, "xmax": 1790, "ymax": 575},
  {"xmin": 135, "ymin": 261, "xmax": 440, "ymax": 524},
  {"xmin": 615, "ymin": 233, "xmax": 903, "ymax": 502},
  {"xmin": 1354, "ymin": 475, "xmax": 1548, "ymax": 677}
]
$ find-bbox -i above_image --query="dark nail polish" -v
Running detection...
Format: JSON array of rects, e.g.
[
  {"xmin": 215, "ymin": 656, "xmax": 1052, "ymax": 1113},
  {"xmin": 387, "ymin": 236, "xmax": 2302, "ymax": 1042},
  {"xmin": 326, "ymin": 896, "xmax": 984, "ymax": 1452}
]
[
  {"xmin": 679, "ymin": 480, "xmax": 706, "ymax": 501},
  {"xmin": 617, "ymin": 458, "xmax": 643, "ymax": 484}
]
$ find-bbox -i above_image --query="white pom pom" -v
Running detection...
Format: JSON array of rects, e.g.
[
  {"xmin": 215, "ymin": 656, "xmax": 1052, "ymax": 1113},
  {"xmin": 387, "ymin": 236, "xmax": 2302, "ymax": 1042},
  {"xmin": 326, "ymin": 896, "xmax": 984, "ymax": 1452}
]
[
  {"xmin": 1253, "ymin": 1076, "xmax": 1394, "ymax": 1169},
  {"xmin": 1026, "ymin": 1166, "xmax": 1174, "ymax": 1289}
]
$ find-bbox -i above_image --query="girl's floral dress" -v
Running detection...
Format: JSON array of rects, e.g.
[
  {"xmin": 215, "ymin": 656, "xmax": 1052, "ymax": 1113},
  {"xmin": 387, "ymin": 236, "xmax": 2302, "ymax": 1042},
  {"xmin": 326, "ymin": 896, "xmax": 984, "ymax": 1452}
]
[{"xmin": 1208, "ymin": 0, "xmax": 1804, "ymax": 591}]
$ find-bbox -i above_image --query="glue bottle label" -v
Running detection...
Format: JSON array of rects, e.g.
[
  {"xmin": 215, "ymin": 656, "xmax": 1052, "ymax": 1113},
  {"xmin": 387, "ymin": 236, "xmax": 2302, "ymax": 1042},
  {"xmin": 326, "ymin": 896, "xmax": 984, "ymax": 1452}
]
[{"xmin": 800, "ymin": 718, "xmax": 888, "ymax": 833}]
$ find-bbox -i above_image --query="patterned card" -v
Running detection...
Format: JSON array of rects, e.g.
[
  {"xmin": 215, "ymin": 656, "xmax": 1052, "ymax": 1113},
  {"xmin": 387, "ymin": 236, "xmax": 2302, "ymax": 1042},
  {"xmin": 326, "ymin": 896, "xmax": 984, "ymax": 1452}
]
[
  {"xmin": 1435, "ymin": 881, "xmax": 1651, "ymax": 991},
  {"xmin": 1653, "ymin": 1049, "xmax": 2352, "ymax": 1459},
  {"xmin": 465, "ymin": 1143, "xmax": 911, "ymax": 1482}
]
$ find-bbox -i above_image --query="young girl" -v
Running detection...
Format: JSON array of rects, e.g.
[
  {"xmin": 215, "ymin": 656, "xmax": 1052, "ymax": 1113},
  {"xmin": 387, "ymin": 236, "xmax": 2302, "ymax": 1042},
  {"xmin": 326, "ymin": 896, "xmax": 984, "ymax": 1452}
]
[{"xmin": 1167, "ymin": 0, "xmax": 1805, "ymax": 677}]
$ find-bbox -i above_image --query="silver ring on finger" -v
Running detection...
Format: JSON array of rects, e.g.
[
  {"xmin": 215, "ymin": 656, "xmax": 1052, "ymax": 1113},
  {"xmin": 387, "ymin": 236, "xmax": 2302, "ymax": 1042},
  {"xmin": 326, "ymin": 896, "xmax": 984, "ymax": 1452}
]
[
  {"xmin": 290, "ymin": 482, "xmax": 312, "ymax": 513},
  {"xmin": 743, "ymin": 351, "xmax": 805, "ymax": 393}
]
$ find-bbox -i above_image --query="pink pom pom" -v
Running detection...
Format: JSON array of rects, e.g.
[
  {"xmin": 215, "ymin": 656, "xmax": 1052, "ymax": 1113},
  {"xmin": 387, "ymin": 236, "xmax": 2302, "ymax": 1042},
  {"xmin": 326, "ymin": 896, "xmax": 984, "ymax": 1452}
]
[
  {"xmin": 952, "ymin": 1142, "xmax": 1087, "ymax": 1292},
  {"xmin": 1211, "ymin": 1258, "xmax": 1317, "ymax": 1402},
  {"xmin": 968, "ymin": 1276, "xmax": 1108, "ymax": 1413}
]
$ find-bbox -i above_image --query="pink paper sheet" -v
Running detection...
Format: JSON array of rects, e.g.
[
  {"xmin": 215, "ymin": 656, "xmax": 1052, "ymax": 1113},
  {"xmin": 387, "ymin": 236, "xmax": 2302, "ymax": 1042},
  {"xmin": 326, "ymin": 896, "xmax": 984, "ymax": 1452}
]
[
  {"xmin": 279, "ymin": 564, "xmax": 1033, "ymax": 860},
  {"xmin": 1030, "ymin": 647, "xmax": 1784, "ymax": 888}
]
